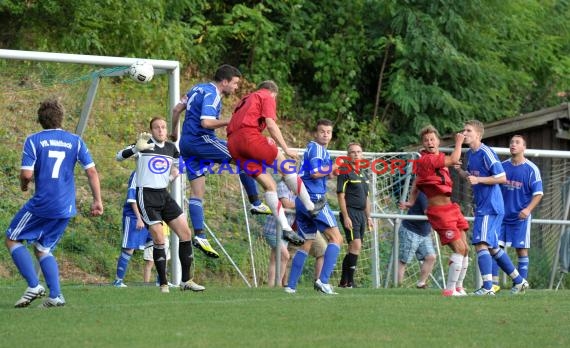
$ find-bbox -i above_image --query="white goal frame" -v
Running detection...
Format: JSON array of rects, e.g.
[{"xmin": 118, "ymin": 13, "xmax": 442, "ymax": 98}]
[{"xmin": 0, "ymin": 49, "xmax": 190, "ymax": 283}]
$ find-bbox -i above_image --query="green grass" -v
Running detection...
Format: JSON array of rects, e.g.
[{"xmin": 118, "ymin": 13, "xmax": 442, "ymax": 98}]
[{"xmin": 1, "ymin": 284, "xmax": 569, "ymax": 348}]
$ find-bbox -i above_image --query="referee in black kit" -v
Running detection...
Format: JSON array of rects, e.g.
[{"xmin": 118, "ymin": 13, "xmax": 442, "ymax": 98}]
[{"xmin": 336, "ymin": 142, "xmax": 373, "ymax": 288}]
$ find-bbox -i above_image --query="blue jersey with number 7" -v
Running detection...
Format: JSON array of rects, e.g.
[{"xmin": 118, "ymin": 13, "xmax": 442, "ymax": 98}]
[{"xmin": 21, "ymin": 129, "xmax": 95, "ymax": 218}]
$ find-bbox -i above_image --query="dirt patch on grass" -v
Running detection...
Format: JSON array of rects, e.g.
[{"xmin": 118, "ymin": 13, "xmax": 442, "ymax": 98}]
[
  {"xmin": 1, "ymin": 257, "xmax": 106, "ymax": 284},
  {"xmin": 0, "ymin": 263, "xmax": 11, "ymax": 278},
  {"xmin": 58, "ymin": 258, "xmax": 107, "ymax": 284}
]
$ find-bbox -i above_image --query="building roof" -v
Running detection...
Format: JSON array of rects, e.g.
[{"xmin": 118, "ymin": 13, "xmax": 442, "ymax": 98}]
[{"xmin": 437, "ymin": 102, "xmax": 570, "ymax": 146}]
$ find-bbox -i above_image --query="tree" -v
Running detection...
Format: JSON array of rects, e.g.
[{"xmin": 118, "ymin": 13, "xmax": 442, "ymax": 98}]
[{"xmin": 2, "ymin": 0, "xmax": 569, "ymax": 150}]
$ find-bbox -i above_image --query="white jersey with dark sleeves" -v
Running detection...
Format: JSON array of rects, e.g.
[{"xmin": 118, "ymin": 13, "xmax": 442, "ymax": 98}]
[
  {"xmin": 136, "ymin": 141, "xmax": 179, "ymax": 189},
  {"xmin": 116, "ymin": 139, "xmax": 180, "ymax": 189}
]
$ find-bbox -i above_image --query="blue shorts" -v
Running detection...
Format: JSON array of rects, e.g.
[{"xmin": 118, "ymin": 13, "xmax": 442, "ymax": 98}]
[
  {"xmin": 398, "ymin": 225, "xmax": 435, "ymax": 264},
  {"xmin": 5, "ymin": 207, "xmax": 70, "ymax": 253},
  {"xmin": 499, "ymin": 218, "xmax": 531, "ymax": 249},
  {"xmin": 122, "ymin": 215, "xmax": 152, "ymax": 250},
  {"xmin": 179, "ymin": 135, "xmax": 232, "ymax": 181},
  {"xmin": 472, "ymin": 214, "xmax": 504, "ymax": 248},
  {"xmin": 295, "ymin": 197, "xmax": 338, "ymax": 238}
]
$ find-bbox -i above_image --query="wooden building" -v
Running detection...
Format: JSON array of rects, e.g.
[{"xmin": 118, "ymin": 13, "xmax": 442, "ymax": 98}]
[{"xmin": 441, "ymin": 102, "xmax": 570, "ymax": 149}]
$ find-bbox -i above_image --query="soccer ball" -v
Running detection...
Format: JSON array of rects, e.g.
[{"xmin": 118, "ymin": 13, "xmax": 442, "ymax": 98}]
[{"xmin": 128, "ymin": 60, "xmax": 154, "ymax": 83}]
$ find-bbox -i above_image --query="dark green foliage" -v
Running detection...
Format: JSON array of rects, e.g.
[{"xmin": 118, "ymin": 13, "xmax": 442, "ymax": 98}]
[{"xmin": 2, "ymin": 0, "xmax": 570, "ymax": 150}]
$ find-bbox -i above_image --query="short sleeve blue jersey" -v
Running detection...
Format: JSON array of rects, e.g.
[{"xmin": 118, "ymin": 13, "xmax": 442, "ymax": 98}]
[
  {"xmin": 181, "ymin": 82, "xmax": 221, "ymax": 139},
  {"xmin": 501, "ymin": 159, "xmax": 543, "ymax": 223},
  {"xmin": 122, "ymin": 171, "xmax": 138, "ymax": 217},
  {"xmin": 21, "ymin": 129, "xmax": 95, "ymax": 218},
  {"xmin": 466, "ymin": 143, "xmax": 505, "ymax": 215},
  {"xmin": 299, "ymin": 141, "xmax": 331, "ymax": 199}
]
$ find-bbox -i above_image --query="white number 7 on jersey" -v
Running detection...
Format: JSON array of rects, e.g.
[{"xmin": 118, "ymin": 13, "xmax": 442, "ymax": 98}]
[{"xmin": 48, "ymin": 150, "xmax": 65, "ymax": 179}]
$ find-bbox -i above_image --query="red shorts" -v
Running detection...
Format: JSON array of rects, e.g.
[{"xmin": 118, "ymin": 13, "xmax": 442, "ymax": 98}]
[
  {"xmin": 426, "ymin": 203, "xmax": 469, "ymax": 245},
  {"xmin": 228, "ymin": 129, "xmax": 278, "ymax": 177}
]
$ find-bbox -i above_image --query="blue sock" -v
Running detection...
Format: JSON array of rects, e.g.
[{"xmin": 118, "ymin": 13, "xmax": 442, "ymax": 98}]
[
  {"xmin": 491, "ymin": 258, "xmax": 499, "ymax": 284},
  {"xmin": 239, "ymin": 172, "xmax": 260, "ymax": 205},
  {"xmin": 493, "ymin": 249, "xmax": 523, "ymax": 284},
  {"xmin": 518, "ymin": 256, "xmax": 529, "ymax": 279},
  {"xmin": 287, "ymin": 250, "xmax": 308, "ymax": 289},
  {"xmin": 115, "ymin": 251, "xmax": 132, "ymax": 280},
  {"xmin": 319, "ymin": 243, "xmax": 341, "ymax": 284},
  {"xmin": 39, "ymin": 253, "xmax": 60, "ymax": 298},
  {"xmin": 188, "ymin": 198, "xmax": 204, "ymax": 231},
  {"xmin": 10, "ymin": 244, "xmax": 39, "ymax": 288},
  {"xmin": 477, "ymin": 249, "xmax": 493, "ymax": 290}
]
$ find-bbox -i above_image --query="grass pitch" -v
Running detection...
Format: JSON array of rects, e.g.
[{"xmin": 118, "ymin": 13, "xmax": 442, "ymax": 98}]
[{"xmin": 1, "ymin": 283, "xmax": 569, "ymax": 348}]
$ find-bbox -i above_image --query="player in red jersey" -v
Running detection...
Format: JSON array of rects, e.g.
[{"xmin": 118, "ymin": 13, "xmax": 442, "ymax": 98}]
[
  {"xmin": 402, "ymin": 125, "xmax": 469, "ymax": 296},
  {"xmin": 227, "ymin": 80, "xmax": 325, "ymax": 246}
]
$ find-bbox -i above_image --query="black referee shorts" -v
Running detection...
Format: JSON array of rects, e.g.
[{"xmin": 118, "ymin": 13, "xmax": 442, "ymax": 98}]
[{"xmin": 340, "ymin": 208, "xmax": 367, "ymax": 243}]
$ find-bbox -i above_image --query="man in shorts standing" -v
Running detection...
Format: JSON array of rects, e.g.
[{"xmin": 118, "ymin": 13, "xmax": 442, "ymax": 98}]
[
  {"xmin": 112, "ymin": 171, "xmax": 153, "ymax": 288},
  {"xmin": 285, "ymin": 119, "xmax": 344, "ymax": 295},
  {"xmin": 463, "ymin": 120, "xmax": 529, "ymax": 295},
  {"xmin": 492, "ymin": 135, "xmax": 543, "ymax": 290},
  {"xmin": 397, "ymin": 191, "xmax": 436, "ymax": 288},
  {"xmin": 337, "ymin": 142, "xmax": 373, "ymax": 288}
]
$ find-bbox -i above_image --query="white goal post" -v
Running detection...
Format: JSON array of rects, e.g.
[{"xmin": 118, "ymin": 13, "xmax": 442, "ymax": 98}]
[{"xmin": 0, "ymin": 49, "xmax": 189, "ymax": 284}]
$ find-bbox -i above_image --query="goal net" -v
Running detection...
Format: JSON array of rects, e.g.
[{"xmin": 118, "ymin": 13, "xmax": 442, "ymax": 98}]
[
  {"xmin": 0, "ymin": 49, "xmax": 182, "ymax": 284},
  {"xmin": 248, "ymin": 149, "xmax": 425, "ymax": 289},
  {"xmin": 249, "ymin": 146, "xmax": 570, "ymax": 290}
]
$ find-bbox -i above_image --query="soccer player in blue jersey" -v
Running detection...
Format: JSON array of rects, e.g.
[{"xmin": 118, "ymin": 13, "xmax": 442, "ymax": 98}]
[
  {"xmin": 5, "ymin": 98, "xmax": 103, "ymax": 308},
  {"xmin": 171, "ymin": 64, "xmax": 270, "ymax": 259},
  {"xmin": 285, "ymin": 119, "xmax": 344, "ymax": 295},
  {"xmin": 491, "ymin": 135, "xmax": 543, "ymax": 291},
  {"xmin": 112, "ymin": 171, "xmax": 153, "ymax": 288},
  {"xmin": 463, "ymin": 120, "xmax": 529, "ymax": 295}
]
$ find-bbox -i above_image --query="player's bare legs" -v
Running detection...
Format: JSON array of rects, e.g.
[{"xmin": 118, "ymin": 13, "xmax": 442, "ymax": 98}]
[
  {"xmin": 275, "ymin": 152, "xmax": 326, "ymax": 215},
  {"xmin": 255, "ymin": 172, "xmax": 304, "ymax": 246}
]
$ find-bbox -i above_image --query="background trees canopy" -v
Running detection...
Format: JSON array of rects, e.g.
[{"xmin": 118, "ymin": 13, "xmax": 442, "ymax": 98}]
[{"xmin": 2, "ymin": 0, "xmax": 569, "ymax": 150}]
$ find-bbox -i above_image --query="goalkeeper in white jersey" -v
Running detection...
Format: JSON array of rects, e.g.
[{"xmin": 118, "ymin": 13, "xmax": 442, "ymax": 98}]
[{"xmin": 116, "ymin": 117, "xmax": 204, "ymax": 293}]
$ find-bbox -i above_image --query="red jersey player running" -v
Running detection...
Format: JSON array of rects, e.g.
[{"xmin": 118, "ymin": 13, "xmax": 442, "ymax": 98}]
[
  {"xmin": 403, "ymin": 125, "xmax": 469, "ymax": 296},
  {"xmin": 227, "ymin": 80, "xmax": 325, "ymax": 246}
]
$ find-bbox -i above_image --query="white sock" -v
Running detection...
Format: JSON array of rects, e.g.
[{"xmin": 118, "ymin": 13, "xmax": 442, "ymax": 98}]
[
  {"xmin": 456, "ymin": 255, "xmax": 469, "ymax": 289},
  {"xmin": 282, "ymin": 173, "xmax": 314, "ymax": 211},
  {"xmin": 446, "ymin": 253, "xmax": 464, "ymax": 290},
  {"xmin": 264, "ymin": 191, "xmax": 293, "ymax": 231}
]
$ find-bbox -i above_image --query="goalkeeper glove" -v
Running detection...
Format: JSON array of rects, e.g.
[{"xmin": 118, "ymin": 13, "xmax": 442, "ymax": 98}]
[{"xmin": 135, "ymin": 132, "xmax": 155, "ymax": 152}]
